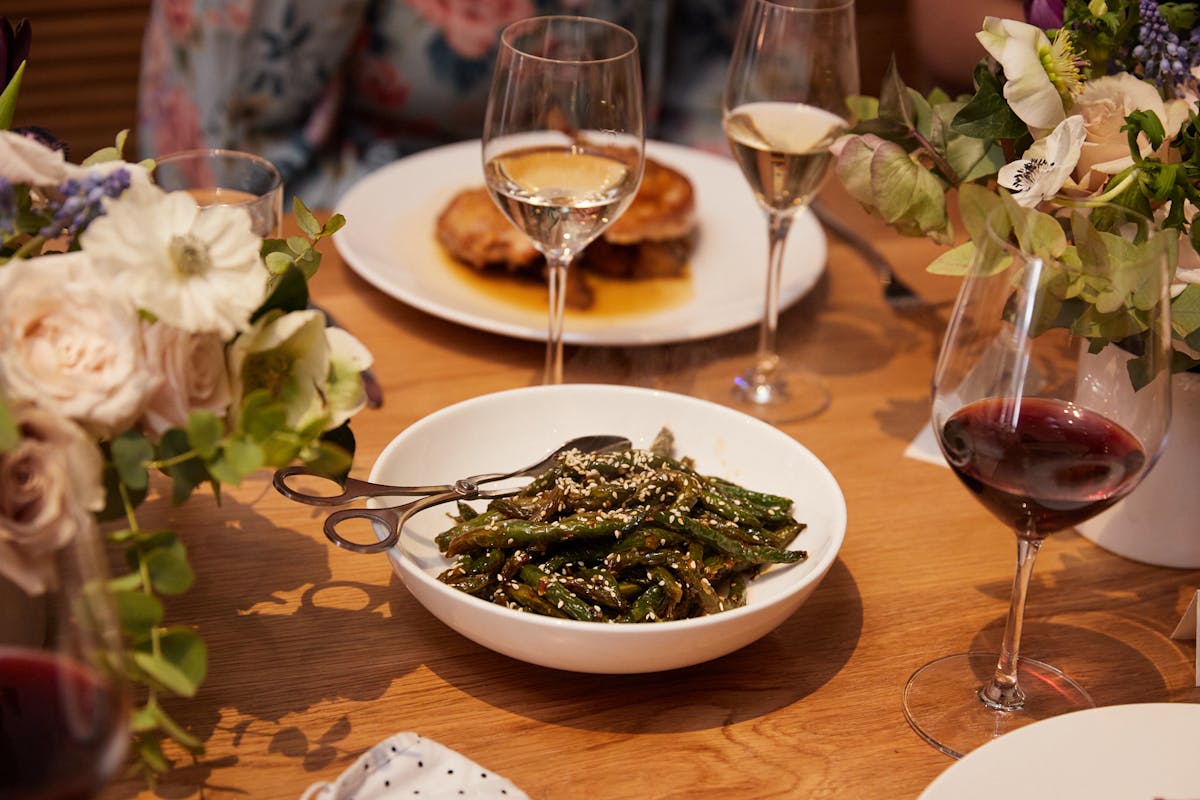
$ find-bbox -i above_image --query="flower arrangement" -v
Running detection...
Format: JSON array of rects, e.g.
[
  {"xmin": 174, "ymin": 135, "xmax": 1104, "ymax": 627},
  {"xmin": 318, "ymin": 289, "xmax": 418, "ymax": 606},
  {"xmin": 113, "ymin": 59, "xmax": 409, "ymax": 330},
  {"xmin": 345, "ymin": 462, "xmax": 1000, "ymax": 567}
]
[
  {"xmin": 833, "ymin": 0, "xmax": 1200, "ymax": 380},
  {"xmin": 0, "ymin": 19, "xmax": 372, "ymax": 780}
]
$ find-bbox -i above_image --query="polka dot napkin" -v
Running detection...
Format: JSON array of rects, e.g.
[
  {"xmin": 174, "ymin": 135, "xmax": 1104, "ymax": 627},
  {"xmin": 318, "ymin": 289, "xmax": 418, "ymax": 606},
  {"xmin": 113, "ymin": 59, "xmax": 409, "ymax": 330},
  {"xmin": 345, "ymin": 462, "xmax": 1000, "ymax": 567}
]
[{"xmin": 301, "ymin": 732, "xmax": 529, "ymax": 800}]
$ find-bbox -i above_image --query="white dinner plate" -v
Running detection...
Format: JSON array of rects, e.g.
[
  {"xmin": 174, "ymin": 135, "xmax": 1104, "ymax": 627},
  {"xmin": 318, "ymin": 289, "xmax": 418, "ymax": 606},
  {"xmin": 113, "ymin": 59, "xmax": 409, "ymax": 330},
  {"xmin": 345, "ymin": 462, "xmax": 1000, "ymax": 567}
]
[
  {"xmin": 333, "ymin": 139, "xmax": 827, "ymax": 346},
  {"xmin": 919, "ymin": 702, "xmax": 1200, "ymax": 799}
]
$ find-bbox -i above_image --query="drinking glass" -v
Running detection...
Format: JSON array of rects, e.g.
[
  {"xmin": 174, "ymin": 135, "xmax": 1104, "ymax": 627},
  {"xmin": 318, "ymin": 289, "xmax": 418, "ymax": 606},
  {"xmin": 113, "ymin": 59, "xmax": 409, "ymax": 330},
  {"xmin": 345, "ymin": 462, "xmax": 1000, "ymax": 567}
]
[
  {"xmin": 903, "ymin": 202, "xmax": 1174, "ymax": 757},
  {"xmin": 0, "ymin": 517, "xmax": 129, "ymax": 797},
  {"xmin": 154, "ymin": 148, "xmax": 284, "ymax": 237},
  {"xmin": 720, "ymin": 0, "xmax": 859, "ymax": 421},
  {"xmin": 483, "ymin": 15, "xmax": 645, "ymax": 385}
]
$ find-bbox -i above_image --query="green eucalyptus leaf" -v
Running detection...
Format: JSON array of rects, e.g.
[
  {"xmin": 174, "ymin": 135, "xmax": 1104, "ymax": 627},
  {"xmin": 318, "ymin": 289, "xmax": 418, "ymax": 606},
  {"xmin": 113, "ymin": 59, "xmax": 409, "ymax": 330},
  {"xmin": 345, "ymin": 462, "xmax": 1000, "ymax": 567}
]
[
  {"xmin": 135, "ymin": 732, "xmax": 171, "ymax": 774},
  {"xmin": 144, "ymin": 539, "xmax": 195, "ymax": 596},
  {"xmin": 97, "ymin": 462, "xmax": 148, "ymax": 522},
  {"xmin": 300, "ymin": 438, "xmax": 353, "ymax": 482},
  {"xmin": 130, "ymin": 703, "xmax": 160, "ymax": 734},
  {"xmin": 159, "ymin": 428, "xmax": 212, "ymax": 505},
  {"xmin": 208, "ymin": 437, "xmax": 264, "ymax": 485},
  {"xmin": 113, "ymin": 589, "xmax": 164, "ymax": 635},
  {"xmin": 286, "ymin": 235, "xmax": 311, "ymax": 256},
  {"xmin": 241, "ymin": 397, "xmax": 289, "ymax": 443},
  {"xmin": 258, "ymin": 431, "xmax": 305, "ymax": 468},
  {"xmin": 264, "ymin": 250, "xmax": 294, "ymax": 275},
  {"xmin": 148, "ymin": 702, "xmax": 204, "ymax": 752},
  {"xmin": 185, "ymin": 411, "xmax": 223, "ymax": 460},
  {"xmin": 111, "ymin": 431, "xmax": 154, "ymax": 491},
  {"xmin": 108, "ymin": 570, "xmax": 143, "ymax": 592},
  {"xmin": 293, "ymin": 197, "xmax": 321, "ymax": 237},
  {"xmin": 320, "ymin": 213, "xmax": 346, "ymax": 237}
]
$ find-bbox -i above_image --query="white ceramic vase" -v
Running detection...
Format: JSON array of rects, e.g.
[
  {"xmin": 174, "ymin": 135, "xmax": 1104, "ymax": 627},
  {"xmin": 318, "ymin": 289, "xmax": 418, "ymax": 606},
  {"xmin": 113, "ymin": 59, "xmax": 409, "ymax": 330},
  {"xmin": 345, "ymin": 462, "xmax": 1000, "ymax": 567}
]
[{"xmin": 1076, "ymin": 367, "xmax": 1200, "ymax": 568}]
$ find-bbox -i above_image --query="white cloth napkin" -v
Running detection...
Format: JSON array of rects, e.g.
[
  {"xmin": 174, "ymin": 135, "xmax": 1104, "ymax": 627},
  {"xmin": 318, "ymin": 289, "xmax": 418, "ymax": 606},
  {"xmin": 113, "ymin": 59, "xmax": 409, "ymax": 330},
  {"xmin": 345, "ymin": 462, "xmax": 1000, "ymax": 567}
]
[
  {"xmin": 903, "ymin": 421, "xmax": 947, "ymax": 468},
  {"xmin": 301, "ymin": 732, "xmax": 529, "ymax": 800}
]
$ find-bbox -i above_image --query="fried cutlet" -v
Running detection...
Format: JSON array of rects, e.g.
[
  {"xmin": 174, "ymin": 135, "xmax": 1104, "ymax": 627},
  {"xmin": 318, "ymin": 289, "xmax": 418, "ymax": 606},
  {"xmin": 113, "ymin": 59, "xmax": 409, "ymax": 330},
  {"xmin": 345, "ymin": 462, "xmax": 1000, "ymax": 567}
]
[{"xmin": 434, "ymin": 156, "xmax": 697, "ymax": 308}]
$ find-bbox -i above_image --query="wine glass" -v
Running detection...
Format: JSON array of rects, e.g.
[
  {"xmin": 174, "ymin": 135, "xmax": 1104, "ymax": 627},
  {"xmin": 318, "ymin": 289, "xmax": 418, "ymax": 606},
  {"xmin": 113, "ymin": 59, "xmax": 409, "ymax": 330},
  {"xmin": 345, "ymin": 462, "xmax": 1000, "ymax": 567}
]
[
  {"xmin": 482, "ymin": 15, "xmax": 645, "ymax": 385},
  {"xmin": 720, "ymin": 0, "xmax": 859, "ymax": 421},
  {"xmin": 0, "ymin": 516, "xmax": 129, "ymax": 796},
  {"xmin": 903, "ymin": 202, "xmax": 1174, "ymax": 757}
]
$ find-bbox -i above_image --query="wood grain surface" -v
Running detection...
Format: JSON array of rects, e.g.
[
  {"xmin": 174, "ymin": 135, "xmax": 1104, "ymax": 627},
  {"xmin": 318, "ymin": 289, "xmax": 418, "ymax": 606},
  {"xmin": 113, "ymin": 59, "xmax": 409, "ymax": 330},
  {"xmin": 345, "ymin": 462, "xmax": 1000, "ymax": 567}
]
[{"xmin": 98, "ymin": 183, "xmax": 1200, "ymax": 800}]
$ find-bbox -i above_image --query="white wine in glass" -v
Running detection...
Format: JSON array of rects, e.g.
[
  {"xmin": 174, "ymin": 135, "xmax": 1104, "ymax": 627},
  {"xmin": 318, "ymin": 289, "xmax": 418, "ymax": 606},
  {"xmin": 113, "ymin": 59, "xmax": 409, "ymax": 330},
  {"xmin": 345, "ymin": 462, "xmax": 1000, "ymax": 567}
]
[
  {"xmin": 483, "ymin": 15, "xmax": 645, "ymax": 385},
  {"xmin": 720, "ymin": 0, "xmax": 858, "ymax": 421}
]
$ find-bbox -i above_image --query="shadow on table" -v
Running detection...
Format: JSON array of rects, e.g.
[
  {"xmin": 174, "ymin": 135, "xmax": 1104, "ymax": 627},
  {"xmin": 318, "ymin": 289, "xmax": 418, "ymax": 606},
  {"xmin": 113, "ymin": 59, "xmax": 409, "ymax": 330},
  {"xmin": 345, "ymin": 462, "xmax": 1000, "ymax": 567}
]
[
  {"xmin": 103, "ymin": 488, "xmax": 426, "ymax": 798},
  {"xmin": 418, "ymin": 558, "xmax": 863, "ymax": 733}
]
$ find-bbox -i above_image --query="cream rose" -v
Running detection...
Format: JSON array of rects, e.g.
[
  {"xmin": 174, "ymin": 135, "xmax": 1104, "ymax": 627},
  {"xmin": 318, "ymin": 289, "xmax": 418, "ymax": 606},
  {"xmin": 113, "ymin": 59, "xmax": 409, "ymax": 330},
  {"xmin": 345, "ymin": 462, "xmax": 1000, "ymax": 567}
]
[
  {"xmin": 0, "ymin": 401, "xmax": 105, "ymax": 596},
  {"xmin": 0, "ymin": 252, "xmax": 160, "ymax": 438},
  {"xmin": 1071, "ymin": 73, "xmax": 1170, "ymax": 190},
  {"xmin": 140, "ymin": 323, "xmax": 232, "ymax": 437}
]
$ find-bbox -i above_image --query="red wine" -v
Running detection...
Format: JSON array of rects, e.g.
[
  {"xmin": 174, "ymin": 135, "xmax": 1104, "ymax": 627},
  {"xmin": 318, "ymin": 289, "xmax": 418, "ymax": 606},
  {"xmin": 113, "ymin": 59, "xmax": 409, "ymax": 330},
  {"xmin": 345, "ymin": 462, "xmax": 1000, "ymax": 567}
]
[
  {"xmin": 0, "ymin": 648, "xmax": 127, "ymax": 800},
  {"xmin": 938, "ymin": 397, "xmax": 1146, "ymax": 537}
]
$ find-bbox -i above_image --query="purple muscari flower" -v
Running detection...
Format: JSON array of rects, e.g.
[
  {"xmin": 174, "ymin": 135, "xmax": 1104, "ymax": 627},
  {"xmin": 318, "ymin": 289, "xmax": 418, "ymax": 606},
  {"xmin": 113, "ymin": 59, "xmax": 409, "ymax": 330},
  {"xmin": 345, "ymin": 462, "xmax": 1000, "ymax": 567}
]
[
  {"xmin": 0, "ymin": 17, "xmax": 30, "ymax": 89},
  {"xmin": 39, "ymin": 168, "xmax": 131, "ymax": 239},
  {"xmin": 1134, "ymin": 0, "xmax": 1192, "ymax": 93},
  {"xmin": 1024, "ymin": 0, "xmax": 1065, "ymax": 28}
]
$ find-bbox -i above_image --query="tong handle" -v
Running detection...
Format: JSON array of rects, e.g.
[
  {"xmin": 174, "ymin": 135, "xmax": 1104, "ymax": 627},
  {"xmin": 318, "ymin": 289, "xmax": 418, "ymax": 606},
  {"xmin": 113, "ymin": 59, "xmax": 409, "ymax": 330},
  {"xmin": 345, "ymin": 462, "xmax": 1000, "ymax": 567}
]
[{"xmin": 273, "ymin": 465, "xmax": 453, "ymax": 507}]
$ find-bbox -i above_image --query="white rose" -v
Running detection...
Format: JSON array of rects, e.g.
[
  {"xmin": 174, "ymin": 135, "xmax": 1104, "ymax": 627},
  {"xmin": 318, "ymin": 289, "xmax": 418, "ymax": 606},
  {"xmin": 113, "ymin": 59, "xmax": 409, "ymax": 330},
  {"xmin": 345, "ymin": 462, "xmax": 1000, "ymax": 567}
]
[
  {"xmin": 0, "ymin": 252, "xmax": 160, "ymax": 438},
  {"xmin": 0, "ymin": 401, "xmax": 105, "ymax": 596},
  {"xmin": 1071, "ymin": 73, "xmax": 1169, "ymax": 190},
  {"xmin": 140, "ymin": 323, "xmax": 232, "ymax": 437},
  {"xmin": 0, "ymin": 129, "xmax": 70, "ymax": 186}
]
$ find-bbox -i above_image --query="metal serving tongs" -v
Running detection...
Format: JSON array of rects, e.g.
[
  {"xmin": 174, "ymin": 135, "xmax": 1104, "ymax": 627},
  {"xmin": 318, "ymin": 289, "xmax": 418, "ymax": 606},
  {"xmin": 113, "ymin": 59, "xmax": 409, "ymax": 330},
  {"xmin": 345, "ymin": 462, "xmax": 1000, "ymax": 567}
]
[{"xmin": 272, "ymin": 434, "xmax": 632, "ymax": 554}]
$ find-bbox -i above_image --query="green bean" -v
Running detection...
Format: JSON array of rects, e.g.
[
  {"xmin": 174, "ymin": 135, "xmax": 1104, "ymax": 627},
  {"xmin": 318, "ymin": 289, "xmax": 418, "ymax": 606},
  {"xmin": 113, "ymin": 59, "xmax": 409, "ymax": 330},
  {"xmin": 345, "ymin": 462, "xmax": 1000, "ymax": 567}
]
[{"xmin": 433, "ymin": 429, "xmax": 809, "ymax": 623}]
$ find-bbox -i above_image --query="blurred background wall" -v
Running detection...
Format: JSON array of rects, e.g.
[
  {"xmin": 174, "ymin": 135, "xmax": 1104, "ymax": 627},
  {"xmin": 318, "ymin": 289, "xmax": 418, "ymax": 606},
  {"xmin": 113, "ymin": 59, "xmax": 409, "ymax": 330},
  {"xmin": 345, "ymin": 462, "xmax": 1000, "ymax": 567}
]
[{"xmin": 8, "ymin": 0, "xmax": 927, "ymax": 165}]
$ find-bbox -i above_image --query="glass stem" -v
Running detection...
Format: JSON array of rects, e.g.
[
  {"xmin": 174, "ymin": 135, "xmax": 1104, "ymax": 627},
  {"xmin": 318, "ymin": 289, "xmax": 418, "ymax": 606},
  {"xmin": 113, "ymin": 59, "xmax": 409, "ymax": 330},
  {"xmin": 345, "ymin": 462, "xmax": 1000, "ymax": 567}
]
[
  {"xmin": 751, "ymin": 210, "xmax": 794, "ymax": 384},
  {"xmin": 544, "ymin": 256, "xmax": 570, "ymax": 385},
  {"xmin": 980, "ymin": 535, "xmax": 1043, "ymax": 711}
]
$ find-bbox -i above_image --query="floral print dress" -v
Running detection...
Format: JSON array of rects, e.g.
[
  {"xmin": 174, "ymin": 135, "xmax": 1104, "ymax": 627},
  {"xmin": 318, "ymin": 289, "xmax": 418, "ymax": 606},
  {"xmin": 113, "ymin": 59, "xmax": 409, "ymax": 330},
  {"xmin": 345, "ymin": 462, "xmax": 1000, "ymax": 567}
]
[{"xmin": 138, "ymin": 0, "xmax": 741, "ymax": 206}]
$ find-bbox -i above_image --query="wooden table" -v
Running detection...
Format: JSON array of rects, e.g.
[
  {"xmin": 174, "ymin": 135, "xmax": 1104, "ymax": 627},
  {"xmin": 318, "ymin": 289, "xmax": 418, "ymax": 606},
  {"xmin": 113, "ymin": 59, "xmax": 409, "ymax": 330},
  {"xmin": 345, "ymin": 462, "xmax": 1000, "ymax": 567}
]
[{"xmin": 102, "ymin": 185, "xmax": 1200, "ymax": 799}]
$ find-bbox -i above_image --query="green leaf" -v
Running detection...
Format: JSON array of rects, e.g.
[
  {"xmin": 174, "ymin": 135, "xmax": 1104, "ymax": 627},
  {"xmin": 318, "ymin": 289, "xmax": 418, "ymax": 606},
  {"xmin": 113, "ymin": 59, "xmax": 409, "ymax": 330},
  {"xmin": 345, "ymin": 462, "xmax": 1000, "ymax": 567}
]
[
  {"xmin": 0, "ymin": 397, "xmax": 17, "ymax": 452},
  {"xmin": 846, "ymin": 94, "xmax": 879, "ymax": 122},
  {"xmin": 950, "ymin": 63, "xmax": 1029, "ymax": 141},
  {"xmin": 320, "ymin": 213, "xmax": 346, "ymax": 237},
  {"xmin": 1171, "ymin": 283, "xmax": 1200, "ymax": 341},
  {"xmin": 113, "ymin": 589, "xmax": 163, "ymax": 635},
  {"xmin": 132, "ymin": 626, "xmax": 207, "ymax": 698},
  {"xmin": 144, "ymin": 539, "xmax": 195, "ymax": 596},
  {"xmin": 158, "ymin": 428, "xmax": 211, "ymax": 505},
  {"xmin": 300, "ymin": 439, "xmax": 353, "ymax": 482},
  {"xmin": 108, "ymin": 570, "xmax": 143, "ymax": 592},
  {"xmin": 927, "ymin": 241, "xmax": 976, "ymax": 275},
  {"xmin": 293, "ymin": 197, "xmax": 321, "ymax": 237},
  {"xmin": 0, "ymin": 61, "xmax": 25, "ymax": 130},
  {"xmin": 97, "ymin": 461, "xmax": 148, "ymax": 522},
  {"xmin": 251, "ymin": 263, "xmax": 309, "ymax": 322},
  {"xmin": 877, "ymin": 56, "xmax": 916, "ymax": 128},
  {"xmin": 134, "ymin": 732, "xmax": 171, "ymax": 774},
  {"xmin": 185, "ymin": 411, "xmax": 223, "ymax": 460},
  {"xmin": 111, "ymin": 431, "xmax": 154, "ymax": 491},
  {"xmin": 208, "ymin": 437, "xmax": 264, "ymax": 485}
]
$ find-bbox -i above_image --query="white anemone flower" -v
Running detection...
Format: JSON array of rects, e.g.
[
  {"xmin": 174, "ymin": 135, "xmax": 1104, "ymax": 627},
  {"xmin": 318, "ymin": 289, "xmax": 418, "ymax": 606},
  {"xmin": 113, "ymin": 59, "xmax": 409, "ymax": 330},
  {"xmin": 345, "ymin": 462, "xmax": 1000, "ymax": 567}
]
[
  {"xmin": 998, "ymin": 115, "xmax": 1086, "ymax": 207},
  {"xmin": 977, "ymin": 17, "xmax": 1084, "ymax": 132},
  {"xmin": 81, "ymin": 186, "xmax": 266, "ymax": 338}
]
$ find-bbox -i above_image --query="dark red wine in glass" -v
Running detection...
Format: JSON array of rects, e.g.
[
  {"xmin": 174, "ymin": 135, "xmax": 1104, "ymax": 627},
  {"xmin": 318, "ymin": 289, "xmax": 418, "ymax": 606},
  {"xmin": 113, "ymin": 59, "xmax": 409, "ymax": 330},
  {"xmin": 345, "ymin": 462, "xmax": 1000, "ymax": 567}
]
[
  {"xmin": 938, "ymin": 397, "xmax": 1147, "ymax": 537},
  {"xmin": 0, "ymin": 649, "xmax": 128, "ymax": 799}
]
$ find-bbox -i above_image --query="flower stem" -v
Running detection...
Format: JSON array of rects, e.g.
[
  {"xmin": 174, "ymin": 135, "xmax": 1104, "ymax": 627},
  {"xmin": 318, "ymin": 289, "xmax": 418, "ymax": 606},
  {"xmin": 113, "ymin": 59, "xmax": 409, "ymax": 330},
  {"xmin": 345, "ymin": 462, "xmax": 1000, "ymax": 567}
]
[
  {"xmin": 911, "ymin": 128, "xmax": 962, "ymax": 186},
  {"xmin": 145, "ymin": 449, "xmax": 199, "ymax": 469}
]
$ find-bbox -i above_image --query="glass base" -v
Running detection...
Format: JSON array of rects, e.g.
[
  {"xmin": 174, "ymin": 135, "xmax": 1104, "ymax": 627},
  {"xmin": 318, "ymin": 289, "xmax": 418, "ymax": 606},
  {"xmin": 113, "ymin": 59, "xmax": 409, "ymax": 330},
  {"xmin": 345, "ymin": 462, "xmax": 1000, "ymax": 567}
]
[
  {"xmin": 902, "ymin": 651, "xmax": 1094, "ymax": 759},
  {"xmin": 723, "ymin": 367, "xmax": 829, "ymax": 424}
]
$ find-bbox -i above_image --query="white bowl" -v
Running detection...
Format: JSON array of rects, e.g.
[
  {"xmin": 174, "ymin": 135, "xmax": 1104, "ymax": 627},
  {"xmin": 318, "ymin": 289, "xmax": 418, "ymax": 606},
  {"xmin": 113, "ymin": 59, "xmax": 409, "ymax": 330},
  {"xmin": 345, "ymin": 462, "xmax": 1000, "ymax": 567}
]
[{"xmin": 370, "ymin": 384, "xmax": 847, "ymax": 673}]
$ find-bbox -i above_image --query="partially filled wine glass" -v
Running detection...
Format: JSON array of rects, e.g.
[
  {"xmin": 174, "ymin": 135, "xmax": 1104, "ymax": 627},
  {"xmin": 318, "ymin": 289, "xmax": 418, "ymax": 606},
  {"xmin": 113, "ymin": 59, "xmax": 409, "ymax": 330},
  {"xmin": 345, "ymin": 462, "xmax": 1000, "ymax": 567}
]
[
  {"xmin": 0, "ymin": 513, "xmax": 129, "ymax": 797},
  {"xmin": 483, "ymin": 15, "xmax": 645, "ymax": 385},
  {"xmin": 720, "ymin": 0, "xmax": 859, "ymax": 420},
  {"xmin": 903, "ymin": 202, "xmax": 1173, "ymax": 757}
]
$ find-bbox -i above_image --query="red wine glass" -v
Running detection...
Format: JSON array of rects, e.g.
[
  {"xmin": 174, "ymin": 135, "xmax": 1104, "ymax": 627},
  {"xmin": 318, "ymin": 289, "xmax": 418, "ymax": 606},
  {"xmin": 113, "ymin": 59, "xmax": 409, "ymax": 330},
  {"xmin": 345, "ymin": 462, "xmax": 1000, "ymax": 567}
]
[
  {"xmin": 902, "ymin": 202, "xmax": 1173, "ymax": 757},
  {"xmin": 0, "ymin": 514, "xmax": 129, "ymax": 798}
]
